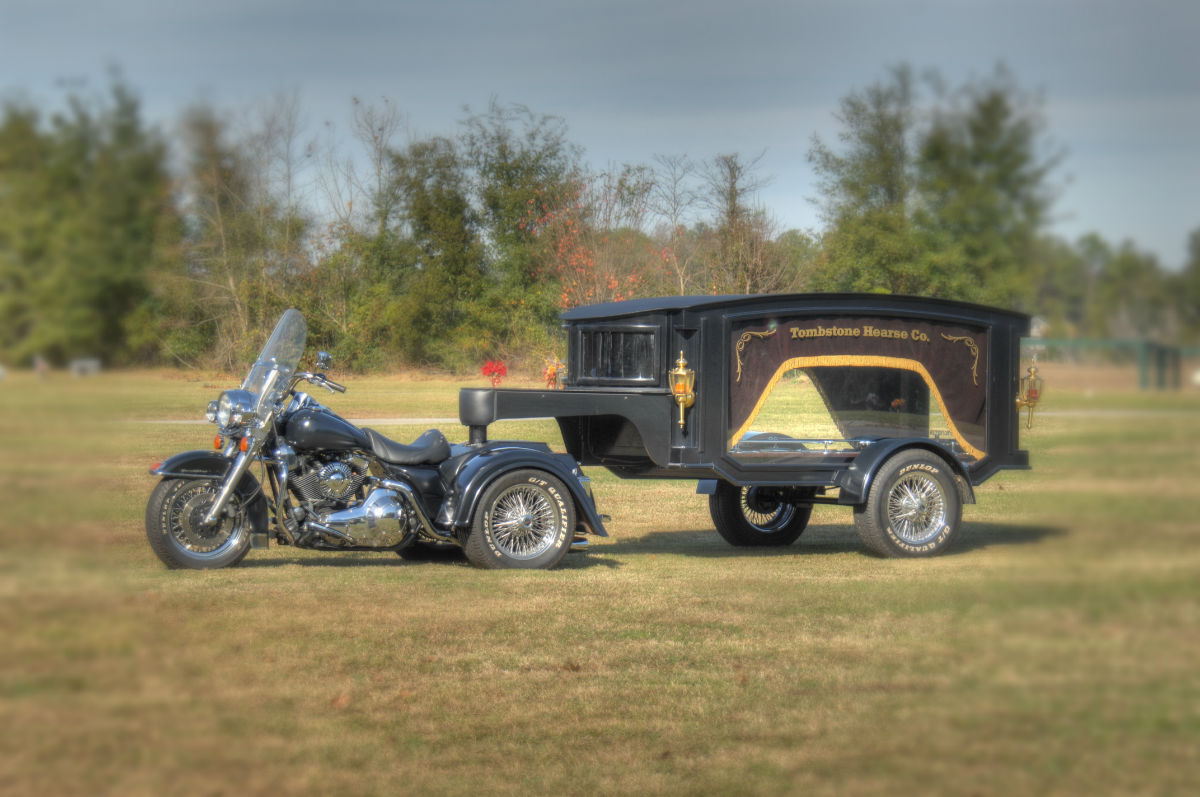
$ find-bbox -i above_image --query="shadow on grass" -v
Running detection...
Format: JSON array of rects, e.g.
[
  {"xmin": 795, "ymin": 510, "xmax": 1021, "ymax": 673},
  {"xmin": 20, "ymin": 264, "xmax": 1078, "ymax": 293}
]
[
  {"xmin": 230, "ymin": 522, "xmax": 1063, "ymax": 570},
  {"xmin": 237, "ymin": 542, "xmax": 622, "ymax": 570},
  {"xmin": 238, "ymin": 553, "xmax": 456, "ymax": 569},
  {"xmin": 588, "ymin": 521, "xmax": 1065, "ymax": 559},
  {"xmin": 236, "ymin": 541, "xmax": 466, "ymax": 569},
  {"xmin": 955, "ymin": 522, "xmax": 1066, "ymax": 553}
]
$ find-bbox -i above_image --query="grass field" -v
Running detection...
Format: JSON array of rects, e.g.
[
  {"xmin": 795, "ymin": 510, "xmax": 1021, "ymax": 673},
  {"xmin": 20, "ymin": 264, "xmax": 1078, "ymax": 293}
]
[{"xmin": 0, "ymin": 369, "xmax": 1197, "ymax": 796}]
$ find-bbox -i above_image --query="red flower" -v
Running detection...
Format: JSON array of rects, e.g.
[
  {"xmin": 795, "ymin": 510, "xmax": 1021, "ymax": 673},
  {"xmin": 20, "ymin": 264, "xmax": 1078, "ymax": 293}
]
[{"xmin": 482, "ymin": 360, "xmax": 507, "ymax": 387}]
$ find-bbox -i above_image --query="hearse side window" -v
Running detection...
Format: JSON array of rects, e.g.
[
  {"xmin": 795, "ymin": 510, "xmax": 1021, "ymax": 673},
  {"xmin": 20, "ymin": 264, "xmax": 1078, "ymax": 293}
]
[
  {"xmin": 729, "ymin": 366, "xmax": 971, "ymax": 463},
  {"xmin": 576, "ymin": 326, "xmax": 658, "ymax": 385}
]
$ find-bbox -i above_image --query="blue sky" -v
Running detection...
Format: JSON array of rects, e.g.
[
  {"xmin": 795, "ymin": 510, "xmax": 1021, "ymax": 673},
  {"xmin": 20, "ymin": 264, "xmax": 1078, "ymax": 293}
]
[{"xmin": 3, "ymin": 0, "xmax": 1198, "ymax": 267}]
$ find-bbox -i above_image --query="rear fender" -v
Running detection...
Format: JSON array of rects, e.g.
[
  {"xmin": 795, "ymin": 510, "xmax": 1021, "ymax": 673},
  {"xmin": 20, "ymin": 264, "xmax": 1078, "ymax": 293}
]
[
  {"xmin": 151, "ymin": 450, "xmax": 272, "ymax": 545},
  {"xmin": 440, "ymin": 444, "xmax": 608, "ymax": 537},
  {"xmin": 834, "ymin": 439, "xmax": 976, "ymax": 507}
]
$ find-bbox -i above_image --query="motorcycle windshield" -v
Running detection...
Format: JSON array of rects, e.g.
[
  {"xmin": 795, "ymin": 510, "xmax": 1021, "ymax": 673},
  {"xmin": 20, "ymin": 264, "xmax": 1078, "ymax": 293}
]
[{"xmin": 242, "ymin": 309, "xmax": 307, "ymax": 408}]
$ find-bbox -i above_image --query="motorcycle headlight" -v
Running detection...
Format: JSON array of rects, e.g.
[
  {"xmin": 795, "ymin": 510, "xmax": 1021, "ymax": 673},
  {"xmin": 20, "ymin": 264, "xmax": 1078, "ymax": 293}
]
[
  {"xmin": 216, "ymin": 390, "xmax": 257, "ymax": 430},
  {"xmin": 205, "ymin": 400, "xmax": 219, "ymax": 424}
]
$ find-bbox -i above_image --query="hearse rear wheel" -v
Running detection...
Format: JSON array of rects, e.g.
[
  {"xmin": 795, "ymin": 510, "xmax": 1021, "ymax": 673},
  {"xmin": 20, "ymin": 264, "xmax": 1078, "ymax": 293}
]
[
  {"xmin": 709, "ymin": 482, "xmax": 812, "ymax": 546},
  {"xmin": 853, "ymin": 449, "xmax": 963, "ymax": 557}
]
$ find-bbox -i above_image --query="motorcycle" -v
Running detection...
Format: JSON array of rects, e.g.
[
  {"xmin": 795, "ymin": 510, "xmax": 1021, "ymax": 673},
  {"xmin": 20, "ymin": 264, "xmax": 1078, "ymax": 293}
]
[{"xmin": 146, "ymin": 309, "xmax": 606, "ymax": 570}]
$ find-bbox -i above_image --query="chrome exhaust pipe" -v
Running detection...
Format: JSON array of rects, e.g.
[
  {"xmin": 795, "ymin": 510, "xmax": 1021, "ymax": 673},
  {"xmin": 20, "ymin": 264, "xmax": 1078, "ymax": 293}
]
[
  {"xmin": 375, "ymin": 479, "xmax": 454, "ymax": 542},
  {"xmin": 304, "ymin": 520, "xmax": 356, "ymax": 546}
]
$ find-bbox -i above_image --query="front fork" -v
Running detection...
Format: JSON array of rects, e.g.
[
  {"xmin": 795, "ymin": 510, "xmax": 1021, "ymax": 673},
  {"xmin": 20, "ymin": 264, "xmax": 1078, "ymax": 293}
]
[
  {"xmin": 200, "ymin": 450, "xmax": 256, "ymax": 527},
  {"xmin": 268, "ymin": 445, "xmax": 298, "ymax": 544},
  {"xmin": 202, "ymin": 412, "xmax": 277, "ymax": 527}
]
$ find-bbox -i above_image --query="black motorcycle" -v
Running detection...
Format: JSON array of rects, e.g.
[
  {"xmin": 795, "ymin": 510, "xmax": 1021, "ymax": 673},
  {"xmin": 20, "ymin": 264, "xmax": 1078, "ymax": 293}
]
[{"xmin": 146, "ymin": 309, "xmax": 606, "ymax": 570}]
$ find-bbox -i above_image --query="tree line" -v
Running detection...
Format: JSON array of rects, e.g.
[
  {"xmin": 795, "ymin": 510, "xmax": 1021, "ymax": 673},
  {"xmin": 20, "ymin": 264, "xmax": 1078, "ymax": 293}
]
[{"xmin": 1, "ymin": 66, "xmax": 1197, "ymax": 373}]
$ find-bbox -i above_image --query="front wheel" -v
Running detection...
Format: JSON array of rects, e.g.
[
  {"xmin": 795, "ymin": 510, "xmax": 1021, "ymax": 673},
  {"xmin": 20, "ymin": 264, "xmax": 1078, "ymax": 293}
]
[
  {"xmin": 709, "ymin": 482, "xmax": 812, "ymax": 546},
  {"xmin": 145, "ymin": 478, "xmax": 252, "ymax": 570},
  {"xmin": 464, "ymin": 469, "xmax": 575, "ymax": 570},
  {"xmin": 853, "ymin": 449, "xmax": 963, "ymax": 557}
]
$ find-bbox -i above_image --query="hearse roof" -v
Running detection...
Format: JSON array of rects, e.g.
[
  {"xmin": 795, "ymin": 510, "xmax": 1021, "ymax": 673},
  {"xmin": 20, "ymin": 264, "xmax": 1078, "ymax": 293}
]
[{"xmin": 559, "ymin": 293, "xmax": 1029, "ymax": 324}]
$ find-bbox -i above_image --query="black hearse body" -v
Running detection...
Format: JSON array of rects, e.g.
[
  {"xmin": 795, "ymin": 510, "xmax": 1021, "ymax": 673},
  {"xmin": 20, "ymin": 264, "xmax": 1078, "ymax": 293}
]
[{"xmin": 460, "ymin": 294, "xmax": 1031, "ymax": 556}]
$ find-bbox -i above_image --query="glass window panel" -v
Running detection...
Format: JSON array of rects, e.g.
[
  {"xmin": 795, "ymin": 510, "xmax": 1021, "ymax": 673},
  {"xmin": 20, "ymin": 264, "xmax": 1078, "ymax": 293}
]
[
  {"xmin": 578, "ymin": 329, "xmax": 657, "ymax": 384},
  {"xmin": 729, "ymin": 366, "xmax": 965, "ymax": 462}
]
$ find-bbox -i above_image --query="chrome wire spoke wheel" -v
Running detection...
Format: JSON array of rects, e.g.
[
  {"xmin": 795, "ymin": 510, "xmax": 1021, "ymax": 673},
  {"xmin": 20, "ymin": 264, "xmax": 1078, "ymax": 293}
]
[
  {"xmin": 855, "ymin": 451, "xmax": 962, "ymax": 558},
  {"xmin": 166, "ymin": 481, "xmax": 245, "ymax": 558},
  {"xmin": 885, "ymin": 473, "xmax": 947, "ymax": 545},
  {"xmin": 739, "ymin": 487, "xmax": 796, "ymax": 533},
  {"xmin": 709, "ymin": 481, "xmax": 811, "ymax": 547},
  {"xmin": 487, "ymin": 484, "xmax": 559, "ymax": 560},
  {"xmin": 147, "ymin": 477, "xmax": 254, "ymax": 570},
  {"xmin": 465, "ymin": 469, "xmax": 575, "ymax": 570}
]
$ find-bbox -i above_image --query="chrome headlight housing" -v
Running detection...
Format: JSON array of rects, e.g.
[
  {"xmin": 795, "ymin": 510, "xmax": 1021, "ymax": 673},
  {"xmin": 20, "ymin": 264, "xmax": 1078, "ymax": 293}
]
[{"xmin": 215, "ymin": 389, "xmax": 257, "ymax": 430}]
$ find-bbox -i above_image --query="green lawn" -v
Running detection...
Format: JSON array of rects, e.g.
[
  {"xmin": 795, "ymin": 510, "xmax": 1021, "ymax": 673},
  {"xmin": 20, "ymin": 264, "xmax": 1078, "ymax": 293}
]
[{"xmin": 0, "ymin": 370, "xmax": 1197, "ymax": 795}]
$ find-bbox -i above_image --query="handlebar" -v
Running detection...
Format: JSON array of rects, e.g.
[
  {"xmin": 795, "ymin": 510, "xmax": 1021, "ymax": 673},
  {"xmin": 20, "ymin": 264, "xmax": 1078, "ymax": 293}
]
[{"xmin": 290, "ymin": 371, "xmax": 347, "ymax": 395}]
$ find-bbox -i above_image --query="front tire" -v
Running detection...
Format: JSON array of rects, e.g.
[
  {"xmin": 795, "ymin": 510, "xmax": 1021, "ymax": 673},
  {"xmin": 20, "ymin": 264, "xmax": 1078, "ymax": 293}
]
[
  {"xmin": 709, "ymin": 482, "xmax": 812, "ymax": 546},
  {"xmin": 853, "ymin": 449, "xmax": 963, "ymax": 557},
  {"xmin": 145, "ymin": 478, "xmax": 252, "ymax": 570},
  {"xmin": 464, "ymin": 469, "xmax": 575, "ymax": 570}
]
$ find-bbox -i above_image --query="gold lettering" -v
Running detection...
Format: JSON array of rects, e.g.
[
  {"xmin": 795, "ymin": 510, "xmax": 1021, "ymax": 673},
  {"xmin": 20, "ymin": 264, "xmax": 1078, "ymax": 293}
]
[{"xmin": 788, "ymin": 324, "xmax": 929, "ymax": 340}]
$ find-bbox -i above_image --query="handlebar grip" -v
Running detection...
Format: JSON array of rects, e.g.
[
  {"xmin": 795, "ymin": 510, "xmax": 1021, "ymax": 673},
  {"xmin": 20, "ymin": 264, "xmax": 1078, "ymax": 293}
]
[{"xmin": 326, "ymin": 379, "xmax": 347, "ymax": 393}]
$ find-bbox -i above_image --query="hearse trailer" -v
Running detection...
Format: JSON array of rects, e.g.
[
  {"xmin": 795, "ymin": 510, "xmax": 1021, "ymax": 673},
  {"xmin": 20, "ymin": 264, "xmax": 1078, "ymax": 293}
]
[{"xmin": 460, "ymin": 294, "xmax": 1032, "ymax": 557}]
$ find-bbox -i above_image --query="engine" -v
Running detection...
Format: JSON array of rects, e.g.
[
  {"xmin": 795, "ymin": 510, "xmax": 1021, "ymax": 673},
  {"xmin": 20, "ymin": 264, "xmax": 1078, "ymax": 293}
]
[
  {"xmin": 292, "ymin": 454, "xmax": 370, "ymax": 507},
  {"xmin": 290, "ymin": 454, "xmax": 412, "ymax": 549}
]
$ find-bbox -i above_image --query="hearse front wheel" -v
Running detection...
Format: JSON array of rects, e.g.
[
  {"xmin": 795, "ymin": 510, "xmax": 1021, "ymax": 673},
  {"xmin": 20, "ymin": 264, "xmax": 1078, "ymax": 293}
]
[
  {"xmin": 853, "ymin": 450, "xmax": 962, "ymax": 557},
  {"xmin": 709, "ymin": 482, "xmax": 812, "ymax": 546}
]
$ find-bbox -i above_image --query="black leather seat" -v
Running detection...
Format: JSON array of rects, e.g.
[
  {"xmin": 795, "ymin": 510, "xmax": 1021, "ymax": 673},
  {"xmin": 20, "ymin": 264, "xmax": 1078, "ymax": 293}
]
[{"xmin": 363, "ymin": 428, "xmax": 451, "ymax": 466}]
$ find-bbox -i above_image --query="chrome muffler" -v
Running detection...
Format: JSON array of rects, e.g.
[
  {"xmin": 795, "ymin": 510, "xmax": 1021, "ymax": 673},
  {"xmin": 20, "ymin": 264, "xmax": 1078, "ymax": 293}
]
[{"xmin": 305, "ymin": 487, "xmax": 406, "ymax": 548}]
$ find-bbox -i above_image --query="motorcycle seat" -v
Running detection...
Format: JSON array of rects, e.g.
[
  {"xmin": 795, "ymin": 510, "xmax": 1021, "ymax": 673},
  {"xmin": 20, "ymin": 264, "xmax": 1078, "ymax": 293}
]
[{"xmin": 363, "ymin": 428, "xmax": 451, "ymax": 466}]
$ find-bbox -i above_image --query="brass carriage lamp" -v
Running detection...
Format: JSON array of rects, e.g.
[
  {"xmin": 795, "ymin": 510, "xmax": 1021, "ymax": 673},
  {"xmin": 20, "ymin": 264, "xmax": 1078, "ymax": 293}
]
[
  {"xmin": 1016, "ymin": 363, "xmax": 1044, "ymax": 429},
  {"xmin": 669, "ymin": 351, "xmax": 696, "ymax": 429}
]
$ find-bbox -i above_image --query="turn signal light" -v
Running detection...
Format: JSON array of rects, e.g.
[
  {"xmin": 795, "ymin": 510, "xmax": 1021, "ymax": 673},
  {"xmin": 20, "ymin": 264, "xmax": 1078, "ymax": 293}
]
[
  {"xmin": 213, "ymin": 435, "xmax": 223, "ymax": 451},
  {"xmin": 239, "ymin": 436, "xmax": 249, "ymax": 453}
]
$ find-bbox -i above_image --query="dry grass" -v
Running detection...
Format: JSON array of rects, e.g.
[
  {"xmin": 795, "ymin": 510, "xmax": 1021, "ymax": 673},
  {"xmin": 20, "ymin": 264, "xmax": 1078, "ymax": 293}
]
[{"xmin": 0, "ymin": 370, "xmax": 1197, "ymax": 796}]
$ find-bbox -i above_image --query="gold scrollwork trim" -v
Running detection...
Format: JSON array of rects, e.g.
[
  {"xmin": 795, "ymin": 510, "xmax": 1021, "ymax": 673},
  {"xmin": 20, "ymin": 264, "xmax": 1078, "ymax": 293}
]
[
  {"xmin": 729, "ymin": 355, "xmax": 987, "ymax": 460},
  {"xmin": 940, "ymin": 334, "xmax": 980, "ymax": 386},
  {"xmin": 735, "ymin": 329, "xmax": 777, "ymax": 382}
]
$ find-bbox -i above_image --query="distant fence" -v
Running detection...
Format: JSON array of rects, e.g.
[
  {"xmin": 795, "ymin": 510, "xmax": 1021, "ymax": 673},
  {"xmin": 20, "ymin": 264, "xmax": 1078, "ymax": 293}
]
[
  {"xmin": 1023, "ymin": 338, "xmax": 1187, "ymax": 390},
  {"xmin": 68, "ymin": 357, "xmax": 102, "ymax": 377}
]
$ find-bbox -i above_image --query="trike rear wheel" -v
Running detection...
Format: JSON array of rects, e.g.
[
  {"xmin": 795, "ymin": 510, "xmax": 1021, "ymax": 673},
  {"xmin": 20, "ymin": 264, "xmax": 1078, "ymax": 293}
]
[{"xmin": 464, "ymin": 469, "xmax": 575, "ymax": 569}]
